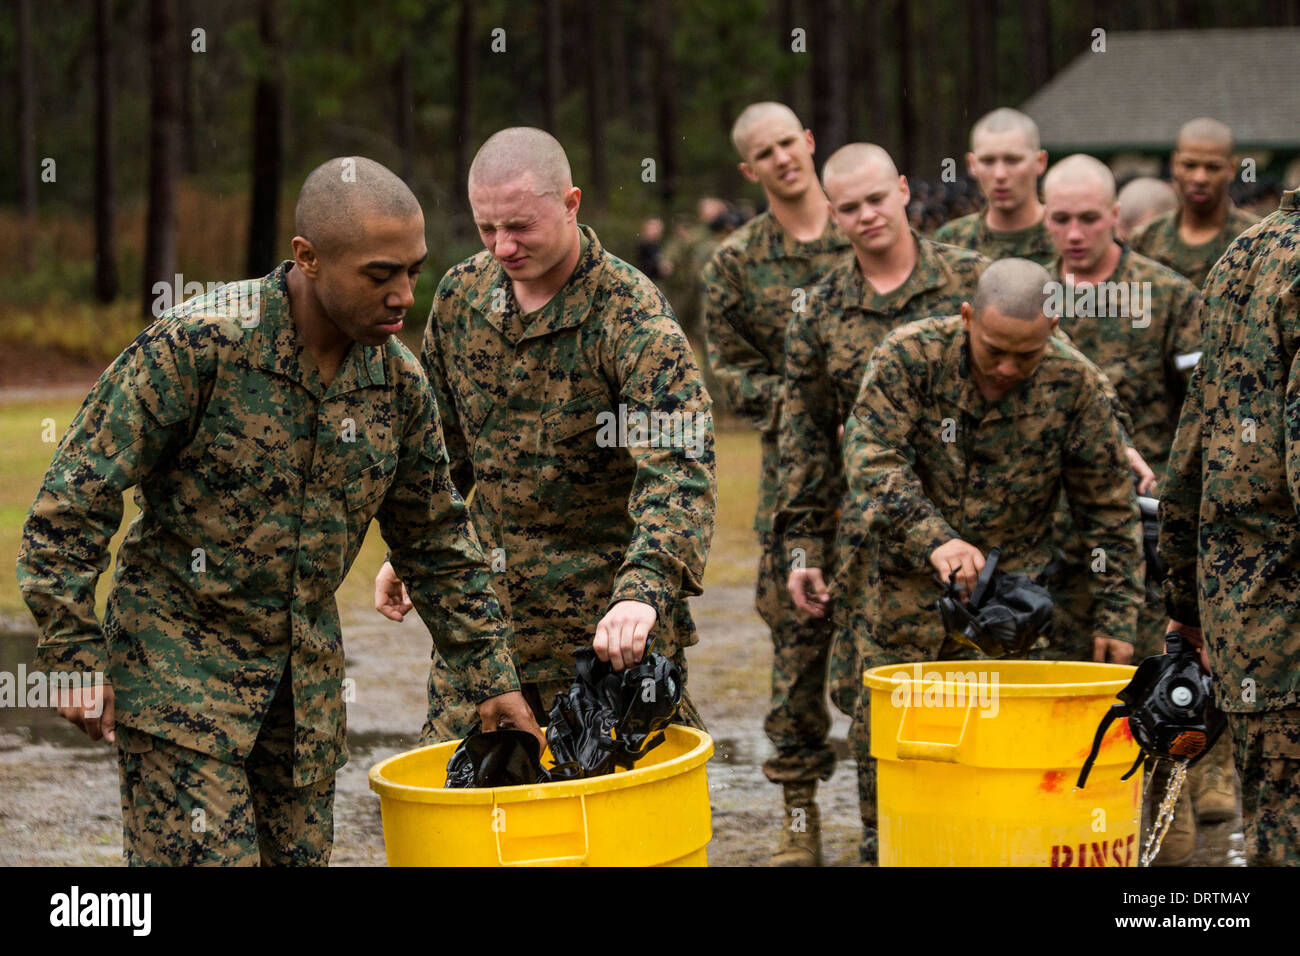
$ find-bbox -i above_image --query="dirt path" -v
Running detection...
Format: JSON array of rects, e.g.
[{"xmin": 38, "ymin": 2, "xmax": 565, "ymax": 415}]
[{"xmin": 0, "ymin": 585, "xmax": 1243, "ymax": 866}]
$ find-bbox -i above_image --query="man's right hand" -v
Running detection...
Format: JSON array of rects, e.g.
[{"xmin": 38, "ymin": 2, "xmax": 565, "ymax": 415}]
[
  {"xmin": 375, "ymin": 560, "xmax": 413, "ymax": 621},
  {"xmin": 478, "ymin": 691, "xmax": 546, "ymax": 754},
  {"xmin": 55, "ymin": 680, "xmax": 115, "ymax": 743},
  {"xmin": 787, "ymin": 567, "xmax": 831, "ymax": 618},
  {"xmin": 929, "ymin": 539, "xmax": 985, "ymax": 598},
  {"xmin": 1093, "ymin": 636, "xmax": 1134, "ymax": 665},
  {"xmin": 1166, "ymin": 620, "xmax": 1210, "ymax": 674}
]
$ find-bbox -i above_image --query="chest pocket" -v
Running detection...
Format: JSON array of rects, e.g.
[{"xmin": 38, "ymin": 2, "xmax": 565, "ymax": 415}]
[
  {"xmin": 537, "ymin": 388, "xmax": 620, "ymax": 502},
  {"xmin": 542, "ymin": 388, "xmax": 610, "ymax": 444},
  {"xmin": 964, "ymin": 411, "xmax": 1064, "ymax": 532},
  {"xmin": 344, "ymin": 452, "xmax": 398, "ymax": 549},
  {"xmin": 160, "ymin": 431, "xmax": 283, "ymax": 566},
  {"xmin": 452, "ymin": 374, "xmax": 497, "ymax": 442}
]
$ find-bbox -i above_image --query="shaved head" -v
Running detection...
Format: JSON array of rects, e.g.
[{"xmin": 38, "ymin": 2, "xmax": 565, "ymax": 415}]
[
  {"xmin": 971, "ymin": 108, "xmax": 1041, "ymax": 153},
  {"xmin": 295, "ymin": 156, "xmax": 421, "ymax": 256},
  {"xmin": 1176, "ymin": 117, "xmax": 1234, "ymax": 155},
  {"xmin": 1117, "ymin": 177, "xmax": 1178, "ymax": 236},
  {"xmin": 731, "ymin": 102, "xmax": 803, "ymax": 159},
  {"xmin": 972, "ymin": 258, "xmax": 1055, "ymax": 321},
  {"xmin": 1042, "ymin": 154, "xmax": 1116, "ymax": 205},
  {"xmin": 821, "ymin": 143, "xmax": 898, "ymax": 195},
  {"xmin": 468, "ymin": 126, "xmax": 573, "ymax": 197}
]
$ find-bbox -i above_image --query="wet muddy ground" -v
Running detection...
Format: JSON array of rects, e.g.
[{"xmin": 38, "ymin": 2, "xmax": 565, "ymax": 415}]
[{"xmin": 0, "ymin": 585, "xmax": 1243, "ymax": 867}]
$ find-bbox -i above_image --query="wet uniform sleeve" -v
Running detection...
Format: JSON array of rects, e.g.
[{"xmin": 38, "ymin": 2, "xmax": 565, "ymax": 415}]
[
  {"xmin": 842, "ymin": 343, "xmax": 960, "ymax": 571},
  {"xmin": 1158, "ymin": 363, "xmax": 1205, "ymax": 627},
  {"xmin": 16, "ymin": 320, "xmax": 205, "ymax": 676},
  {"xmin": 420, "ymin": 282, "xmax": 476, "ymax": 498},
  {"xmin": 1060, "ymin": 373, "xmax": 1145, "ymax": 646},
  {"xmin": 702, "ymin": 250, "xmax": 782, "ymax": 431},
  {"xmin": 1054, "ymin": 325, "xmax": 1136, "ymax": 447},
  {"xmin": 378, "ymin": 371, "xmax": 519, "ymax": 701},
  {"xmin": 774, "ymin": 304, "xmax": 839, "ymax": 570},
  {"xmin": 1164, "ymin": 285, "xmax": 1204, "ymax": 429},
  {"xmin": 607, "ymin": 314, "xmax": 717, "ymax": 626}
]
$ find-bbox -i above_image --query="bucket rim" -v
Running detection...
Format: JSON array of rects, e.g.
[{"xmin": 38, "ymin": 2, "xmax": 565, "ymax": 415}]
[
  {"xmin": 367, "ymin": 725, "xmax": 714, "ymax": 805},
  {"xmin": 862, "ymin": 659, "xmax": 1137, "ymax": 698}
]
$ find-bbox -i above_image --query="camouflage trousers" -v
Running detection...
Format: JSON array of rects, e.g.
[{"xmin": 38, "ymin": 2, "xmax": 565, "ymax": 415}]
[
  {"xmin": 756, "ymin": 532, "xmax": 836, "ymax": 784},
  {"xmin": 1228, "ymin": 708, "xmax": 1300, "ymax": 866},
  {"xmin": 116, "ymin": 669, "xmax": 334, "ymax": 866},
  {"xmin": 848, "ymin": 690, "xmax": 878, "ymax": 863},
  {"xmin": 422, "ymin": 648, "xmax": 705, "ymax": 744}
]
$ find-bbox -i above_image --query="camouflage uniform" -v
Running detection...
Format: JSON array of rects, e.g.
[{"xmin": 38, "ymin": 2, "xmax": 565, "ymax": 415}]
[
  {"xmin": 1047, "ymin": 246, "xmax": 1203, "ymax": 661},
  {"xmin": 702, "ymin": 210, "xmax": 849, "ymax": 784},
  {"xmin": 932, "ymin": 209, "xmax": 1057, "ymax": 266},
  {"xmin": 776, "ymin": 235, "xmax": 987, "ymax": 713},
  {"xmin": 17, "ymin": 262, "xmax": 518, "ymax": 865},
  {"xmin": 420, "ymin": 226, "xmax": 716, "ymax": 739},
  {"xmin": 664, "ymin": 224, "xmax": 722, "ymax": 341},
  {"xmin": 1129, "ymin": 205, "xmax": 1260, "ymax": 289},
  {"xmin": 776, "ymin": 236, "xmax": 986, "ymax": 855},
  {"xmin": 1159, "ymin": 189, "xmax": 1300, "ymax": 866},
  {"xmin": 842, "ymin": 316, "xmax": 1145, "ymax": 852}
]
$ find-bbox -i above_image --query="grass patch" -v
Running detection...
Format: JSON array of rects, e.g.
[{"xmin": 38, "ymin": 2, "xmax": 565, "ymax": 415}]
[
  {"xmin": 1, "ymin": 392, "xmax": 761, "ymax": 627},
  {"xmin": 0, "ymin": 397, "xmax": 132, "ymax": 621}
]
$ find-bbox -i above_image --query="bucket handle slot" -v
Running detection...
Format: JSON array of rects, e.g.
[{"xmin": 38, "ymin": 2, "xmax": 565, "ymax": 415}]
[
  {"xmin": 493, "ymin": 793, "xmax": 590, "ymax": 866},
  {"xmin": 895, "ymin": 698, "xmax": 975, "ymax": 762}
]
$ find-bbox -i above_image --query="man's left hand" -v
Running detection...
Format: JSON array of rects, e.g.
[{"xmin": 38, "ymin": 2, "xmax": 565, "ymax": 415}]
[
  {"xmin": 593, "ymin": 600, "xmax": 657, "ymax": 672},
  {"xmin": 1093, "ymin": 636, "xmax": 1134, "ymax": 664},
  {"xmin": 1125, "ymin": 447, "xmax": 1157, "ymax": 496},
  {"xmin": 478, "ymin": 691, "xmax": 546, "ymax": 753}
]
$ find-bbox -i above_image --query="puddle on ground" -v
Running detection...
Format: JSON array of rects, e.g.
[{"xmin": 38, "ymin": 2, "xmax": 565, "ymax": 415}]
[{"xmin": 2, "ymin": 623, "xmax": 1246, "ymax": 867}]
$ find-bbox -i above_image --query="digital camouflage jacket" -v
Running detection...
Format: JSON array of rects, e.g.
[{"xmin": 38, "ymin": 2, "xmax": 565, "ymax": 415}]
[{"xmin": 18, "ymin": 262, "xmax": 518, "ymax": 785}]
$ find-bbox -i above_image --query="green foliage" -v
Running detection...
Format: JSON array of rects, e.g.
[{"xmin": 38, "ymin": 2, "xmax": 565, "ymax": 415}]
[{"xmin": 2, "ymin": 0, "xmax": 1295, "ymax": 363}]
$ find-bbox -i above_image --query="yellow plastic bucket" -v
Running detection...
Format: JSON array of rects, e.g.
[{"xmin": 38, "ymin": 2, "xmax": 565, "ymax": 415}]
[
  {"xmin": 368, "ymin": 726, "xmax": 713, "ymax": 866},
  {"xmin": 863, "ymin": 660, "xmax": 1142, "ymax": 867}
]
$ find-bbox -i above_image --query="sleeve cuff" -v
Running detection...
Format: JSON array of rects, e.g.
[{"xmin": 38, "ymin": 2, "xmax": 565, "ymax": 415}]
[
  {"xmin": 32, "ymin": 638, "xmax": 108, "ymax": 679},
  {"xmin": 901, "ymin": 516, "xmax": 960, "ymax": 569},
  {"xmin": 470, "ymin": 662, "xmax": 522, "ymax": 704},
  {"xmin": 1092, "ymin": 601, "xmax": 1138, "ymax": 645},
  {"xmin": 784, "ymin": 535, "xmax": 828, "ymax": 571},
  {"xmin": 1164, "ymin": 590, "xmax": 1201, "ymax": 628},
  {"xmin": 610, "ymin": 566, "xmax": 675, "ymax": 630}
]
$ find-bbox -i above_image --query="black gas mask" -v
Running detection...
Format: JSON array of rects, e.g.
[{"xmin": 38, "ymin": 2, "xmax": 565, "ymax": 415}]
[
  {"xmin": 1077, "ymin": 631, "xmax": 1227, "ymax": 787},
  {"xmin": 936, "ymin": 546, "xmax": 1055, "ymax": 659}
]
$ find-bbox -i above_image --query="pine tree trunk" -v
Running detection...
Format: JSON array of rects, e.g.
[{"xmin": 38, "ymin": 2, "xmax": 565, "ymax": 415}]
[
  {"xmin": 649, "ymin": 1, "xmax": 677, "ymax": 209},
  {"xmin": 541, "ymin": 0, "xmax": 561, "ymax": 132},
  {"xmin": 245, "ymin": 0, "xmax": 282, "ymax": 278},
  {"xmin": 94, "ymin": 0, "xmax": 118, "ymax": 303},
  {"xmin": 452, "ymin": 0, "xmax": 477, "ymax": 207},
  {"xmin": 142, "ymin": 0, "xmax": 181, "ymax": 319},
  {"xmin": 581, "ymin": 0, "xmax": 608, "ymax": 206},
  {"xmin": 16, "ymin": 0, "xmax": 36, "ymax": 222}
]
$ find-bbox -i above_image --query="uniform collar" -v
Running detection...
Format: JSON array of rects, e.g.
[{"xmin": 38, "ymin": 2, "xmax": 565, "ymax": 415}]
[
  {"xmin": 251, "ymin": 261, "xmax": 387, "ymax": 398},
  {"xmin": 1283, "ymin": 189, "xmax": 1299, "ymax": 212},
  {"xmin": 464, "ymin": 224, "xmax": 605, "ymax": 342},
  {"xmin": 1170, "ymin": 203, "xmax": 1249, "ymax": 242},
  {"xmin": 841, "ymin": 231, "xmax": 951, "ymax": 313},
  {"xmin": 934, "ymin": 315, "xmax": 1036, "ymax": 422},
  {"xmin": 753, "ymin": 209, "xmax": 849, "ymax": 262},
  {"xmin": 1050, "ymin": 240, "xmax": 1131, "ymax": 282}
]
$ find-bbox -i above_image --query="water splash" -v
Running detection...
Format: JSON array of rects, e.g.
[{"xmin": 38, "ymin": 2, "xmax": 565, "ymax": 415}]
[{"xmin": 1140, "ymin": 759, "xmax": 1189, "ymax": 866}]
